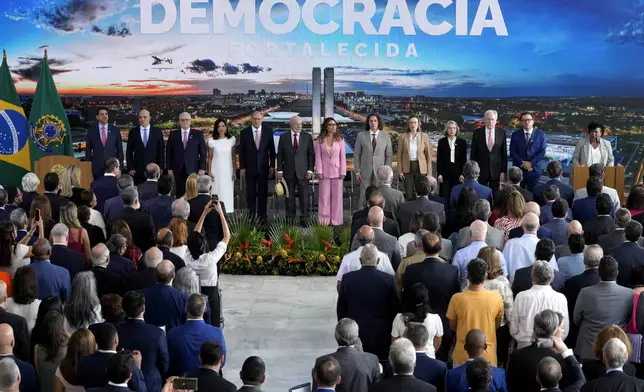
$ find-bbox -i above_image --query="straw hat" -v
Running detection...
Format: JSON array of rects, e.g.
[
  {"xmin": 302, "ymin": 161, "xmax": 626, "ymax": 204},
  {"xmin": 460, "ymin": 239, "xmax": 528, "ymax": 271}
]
[{"xmin": 275, "ymin": 178, "xmax": 289, "ymax": 198}]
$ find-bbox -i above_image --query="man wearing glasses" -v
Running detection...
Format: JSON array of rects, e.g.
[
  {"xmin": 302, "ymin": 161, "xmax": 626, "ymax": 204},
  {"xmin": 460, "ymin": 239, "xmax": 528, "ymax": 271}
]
[
  {"xmin": 166, "ymin": 112, "xmax": 207, "ymax": 197},
  {"xmin": 509, "ymin": 112, "xmax": 547, "ymax": 192}
]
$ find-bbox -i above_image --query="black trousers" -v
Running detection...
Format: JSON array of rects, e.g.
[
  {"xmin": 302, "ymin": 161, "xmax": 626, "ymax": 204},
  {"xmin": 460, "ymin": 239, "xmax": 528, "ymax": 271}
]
[
  {"xmin": 246, "ymin": 175, "xmax": 269, "ymax": 222},
  {"xmin": 175, "ymin": 167, "xmax": 189, "ymax": 198},
  {"xmin": 285, "ymin": 176, "xmax": 310, "ymax": 224},
  {"xmin": 201, "ymin": 285, "xmax": 221, "ymax": 327},
  {"xmin": 439, "ymin": 162, "xmax": 462, "ymax": 202}
]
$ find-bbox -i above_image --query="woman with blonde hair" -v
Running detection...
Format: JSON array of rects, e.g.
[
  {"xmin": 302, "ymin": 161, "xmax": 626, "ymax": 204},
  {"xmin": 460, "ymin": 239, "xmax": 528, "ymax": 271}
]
[
  {"xmin": 493, "ymin": 190, "xmax": 525, "ymax": 240},
  {"xmin": 436, "ymin": 120, "xmax": 467, "ymax": 201},
  {"xmin": 168, "ymin": 218, "xmax": 189, "ymax": 259},
  {"xmin": 183, "ymin": 173, "xmax": 199, "ymax": 201},
  {"xmin": 396, "ymin": 115, "xmax": 432, "ymax": 200},
  {"xmin": 53, "ymin": 328, "xmax": 97, "ymax": 392},
  {"xmin": 582, "ymin": 324, "xmax": 636, "ymax": 381},
  {"xmin": 111, "ymin": 220, "xmax": 142, "ymax": 268},
  {"xmin": 59, "ymin": 202, "xmax": 91, "ymax": 263},
  {"xmin": 60, "ymin": 165, "xmax": 84, "ymax": 205}
]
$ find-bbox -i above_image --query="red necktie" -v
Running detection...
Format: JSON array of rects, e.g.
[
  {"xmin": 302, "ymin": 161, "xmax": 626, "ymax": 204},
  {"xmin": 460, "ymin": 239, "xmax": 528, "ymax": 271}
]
[{"xmin": 293, "ymin": 133, "xmax": 298, "ymax": 153}]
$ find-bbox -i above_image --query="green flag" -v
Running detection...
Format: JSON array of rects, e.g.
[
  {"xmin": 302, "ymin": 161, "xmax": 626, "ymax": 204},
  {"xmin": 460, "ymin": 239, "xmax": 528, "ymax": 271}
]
[
  {"xmin": 0, "ymin": 50, "xmax": 31, "ymax": 186},
  {"xmin": 28, "ymin": 51, "xmax": 73, "ymax": 166}
]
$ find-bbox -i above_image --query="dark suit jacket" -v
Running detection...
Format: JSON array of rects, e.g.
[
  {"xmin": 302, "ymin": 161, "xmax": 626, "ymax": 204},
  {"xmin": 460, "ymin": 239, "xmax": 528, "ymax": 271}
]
[
  {"xmin": 111, "ymin": 207, "xmax": 155, "ymax": 252},
  {"xmin": 369, "ymin": 374, "xmax": 437, "ymax": 392},
  {"xmin": 51, "ymin": 244, "xmax": 85, "ymax": 279},
  {"xmin": 314, "ymin": 346, "xmax": 379, "ymax": 392},
  {"xmin": 117, "ymin": 319, "xmax": 169, "ymax": 392},
  {"xmin": 188, "ymin": 195, "xmax": 226, "ymax": 250},
  {"xmin": 534, "ymin": 178, "xmax": 575, "ymax": 206},
  {"xmin": 583, "ymin": 216, "xmax": 615, "ymax": 245},
  {"xmin": 0, "ymin": 353, "xmax": 39, "ymax": 392},
  {"xmin": 19, "ymin": 191, "xmax": 38, "ymax": 213},
  {"xmin": 104, "ymin": 195, "xmax": 125, "ymax": 227},
  {"xmin": 141, "ymin": 284, "xmax": 188, "ymax": 332},
  {"xmin": 165, "ymin": 128, "xmax": 206, "ymax": 174},
  {"xmin": 277, "ymin": 131, "xmax": 315, "ymax": 179},
  {"xmin": 350, "ymin": 209, "xmax": 399, "ymax": 243},
  {"xmin": 511, "ymin": 184, "xmax": 534, "ymax": 203},
  {"xmin": 507, "ymin": 343, "xmax": 569, "ymax": 392},
  {"xmin": 127, "ymin": 126, "xmax": 165, "ymax": 178},
  {"xmin": 450, "ymin": 180, "xmax": 494, "ymax": 210},
  {"xmin": 469, "ymin": 127, "xmax": 507, "ymax": 184},
  {"xmin": 436, "ymin": 136, "xmax": 467, "ymax": 181},
  {"xmin": 512, "ymin": 265, "xmax": 565, "ymax": 297},
  {"xmin": 508, "ymin": 226, "xmax": 553, "ymax": 241},
  {"xmin": 543, "ymin": 219, "xmax": 569, "ymax": 246},
  {"xmin": 383, "ymin": 352, "xmax": 447, "ymax": 391},
  {"xmin": 598, "ymin": 230, "xmax": 627, "ymax": 253},
  {"xmin": 580, "ymin": 370, "xmax": 644, "ymax": 392},
  {"xmin": 79, "ymin": 351, "xmax": 147, "ymax": 392},
  {"xmin": 541, "ymin": 203, "xmax": 554, "ymax": 225},
  {"xmin": 167, "ymin": 320, "xmax": 225, "ymax": 376},
  {"xmin": 86, "ymin": 123, "xmax": 123, "ymax": 177},
  {"xmin": 238, "ymin": 126, "xmax": 276, "ymax": 177},
  {"xmin": 398, "ymin": 196, "xmax": 445, "ymax": 234},
  {"xmin": 445, "ymin": 360, "xmax": 507, "ymax": 392},
  {"xmin": 572, "ymin": 196, "xmax": 615, "ymax": 225},
  {"xmin": 142, "ymin": 194, "xmax": 174, "ymax": 231},
  {"xmin": 107, "ymin": 252, "xmax": 136, "ymax": 278},
  {"xmin": 0, "ymin": 309, "xmax": 29, "ymax": 361},
  {"xmin": 83, "ymin": 222, "xmax": 106, "ymax": 248},
  {"xmin": 29, "ymin": 260, "xmax": 71, "ymax": 301},
  {"xmin": 44, "ymin": 191, "xmax": 68, "ymax": 222},
  {"xmin": 125, "ymin": 268, "xmax": 158, "ymax": 291},
  {"xmin": 540, "ymin": 355, "xmax": 586, "ymax": 392},
  {"xmin": 90, "ymin": 266, "xmax": 125, "ymax": 297},
  {"xmin": 186, "ymin": 367, "xmax": 237, "ymax": 392},
  {"xmin": 137, "ymin": 180, "xmax": 159, "ymax": 202},
  {"xmin": 91, "ymin": 175, "xmax": 119, "ymax": 213},
  {"xmin": 563, "ymin": 269, "xmax": 600, "ymax": 347},
  {"xmin": 581, "ymin": 359, "xmax": 636, "ymax": 382},
  {"xmin": 609, "ymin": 242, "xmax": 644, "ymax": 288},
  {"xmin": 158, "ymin": 247, "xmax": 186, "ymax": 270},
  {"xmin": 338, "ymin": 267, "xmax": 399, "ymax": 359},
  {"xmin": 509, "ymin": 129, "xmax": 547, "ymax": 175}
]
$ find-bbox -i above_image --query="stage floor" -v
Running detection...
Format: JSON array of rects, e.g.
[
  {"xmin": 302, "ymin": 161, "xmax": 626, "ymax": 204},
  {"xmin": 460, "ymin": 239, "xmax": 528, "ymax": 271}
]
[{"xmin": 219, "ymin": 274, "xmax": 338, "ymax": 392}]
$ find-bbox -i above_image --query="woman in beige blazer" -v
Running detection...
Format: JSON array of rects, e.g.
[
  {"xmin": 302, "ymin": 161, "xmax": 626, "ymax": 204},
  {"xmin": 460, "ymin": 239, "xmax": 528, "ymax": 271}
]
[{"xmin": 397, "ymin": 115, "xmax": 432, "ymax": 200}]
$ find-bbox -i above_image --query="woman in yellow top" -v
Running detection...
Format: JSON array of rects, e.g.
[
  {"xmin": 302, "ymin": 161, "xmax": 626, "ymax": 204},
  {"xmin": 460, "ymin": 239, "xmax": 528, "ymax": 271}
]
[{"xmin": 397, "ymin": 115, "xmax": 432, "ymax": 200}]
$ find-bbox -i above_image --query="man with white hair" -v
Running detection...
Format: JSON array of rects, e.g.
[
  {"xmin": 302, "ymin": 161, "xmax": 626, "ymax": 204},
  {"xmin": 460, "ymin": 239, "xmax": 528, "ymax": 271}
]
[
  {"xmin": 370, "ymin": 338, "xmax": 436, "ymax": 392},
  {"xmin": 470, "ymin": 110, "xmax": 507, "ymax": 191},
  {"xmin": 350, "ymin": 206, "xmax": 401, "ymax": 270},
  {"xmin": 376, "ymin": 165, "xmax": 404, "ymax": 220},
  {"xmin": 503, "ymin": 212, "xmax": 558, "ymax": 280},
  {"xmin": 9, "ymin": 208, "xmax": 35, "ymax": 245},
  {"xmin": 166, "ymin": 112, "xmax": 206, "ymax": 198},
  {"xmin": 127, "ymin": 109, "xmax": 165, "ymax": 185},
  {"xmin": 0, "ymin": 357, "xmax": 20, "ymax": 391},
  {"xmin": 509, "ymin": 112, "xmax": 547, "ymax": 192},
  {"xmin": 581, "ymin": 338, "xmax": 644, "ymax": 391},
  {"xmin": 187, "ymin": 175, "xmax": 227, "ymax": 250},
  {"xmin": 125, "ymin": 247, "xmax": 164, "ymax": 291},
  {"xmin": 338, "ymin": 245, "xmax": 399, "ymax": 360},
  {"xmin": 19, "ymin": 172, "xmax": 39, "ymax": 212},
  {"xmin": 86, "ymin": 106, "xmax": 124, "ymax": 179},
  {"xmin": 276, "ymin": 115, "xmax": 315, "ymax": 227},
  {"xmin": 508, "ymin": 201, "xmax": 554, "ymax": 240},
  {"xmin": 111, "ymin": 186, "xmax": 155, "ymax": 252},
  {"xmin": 337, "ymin": 226, "xmax": 394, "ymax": 292},
  {"xmin": 453, "ymin": 220, "xmax": 508, "ymax": 289},
  {"xmin": 89, "ymin": 243, "xmax": 125, "ymax": 297},
  {"xmin": 50, "ymin": 223, "xmax": 85, "ymax": 278}
]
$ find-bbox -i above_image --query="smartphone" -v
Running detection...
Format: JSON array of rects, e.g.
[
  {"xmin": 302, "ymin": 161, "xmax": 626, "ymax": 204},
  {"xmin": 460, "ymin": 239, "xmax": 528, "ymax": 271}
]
[
  {"xmin": 35, "ymin": 209, "xmax": 41, "ymax": 222},
  {"xmin": 172, "ymin": 377, "xmax": 198, "ymax": 391},
  {"xmin": 212, "ymin": 194, "xmax": 219, "ymax": 204}
]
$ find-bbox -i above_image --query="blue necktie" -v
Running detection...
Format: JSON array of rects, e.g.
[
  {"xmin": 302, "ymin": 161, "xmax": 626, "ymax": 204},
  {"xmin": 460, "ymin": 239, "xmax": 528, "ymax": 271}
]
[{"xmin": 143, "ymin": 128, "xmax": 148, "ymax": 147}]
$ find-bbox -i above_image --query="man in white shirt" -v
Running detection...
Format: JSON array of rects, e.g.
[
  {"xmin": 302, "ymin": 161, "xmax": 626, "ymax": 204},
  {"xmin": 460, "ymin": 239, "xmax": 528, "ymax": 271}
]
[
  {"xmin": 453, "ymin": 220, "xmax": 508, "ymax": 289},
  {"xmin": 573, "ymin": 163, "xmax": 620, "ymax": 210},
  {"xmin": 503, "ymin": 213, "xmax": 558, "ymax": 281},
  {"xmin": 510, "ymin": 260, "xmax": 569, "ymax": 349},
  {"xmin": 337, "ymin": 226, "xmax": 394, "ymax": 292}
]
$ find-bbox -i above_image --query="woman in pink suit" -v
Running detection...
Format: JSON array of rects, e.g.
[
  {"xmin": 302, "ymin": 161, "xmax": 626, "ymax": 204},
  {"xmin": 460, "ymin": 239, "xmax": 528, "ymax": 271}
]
[{"xmin": 315, "ymin": 117, "xmax": 347, "ymax": 226}]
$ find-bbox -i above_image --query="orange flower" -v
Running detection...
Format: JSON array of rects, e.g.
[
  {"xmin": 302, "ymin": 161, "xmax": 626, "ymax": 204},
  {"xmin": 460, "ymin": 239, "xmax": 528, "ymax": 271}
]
[{"xmin": 322, "ymin": 240, "xmax": 335, "ymax": 251}]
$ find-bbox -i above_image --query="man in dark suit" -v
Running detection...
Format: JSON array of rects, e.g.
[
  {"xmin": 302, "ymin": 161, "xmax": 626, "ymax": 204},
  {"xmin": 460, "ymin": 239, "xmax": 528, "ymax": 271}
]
[
  {"xmin": 43, "ymin": 173, "xmax": 68, "ymax": 222},
  {"xmin": 0, "ymin": 282, "xmax": 29, "ymax": 362},
  {"xmin": 19, "ymin": 172, "xmax": 40, "ymax": 213},
  {"xmin": 28, "ymin": 238, "xmax": 71, "ymax": 301},
  {"xmin": 188, "ymin": 176, "xmax": 226, "ymax": 250},
  {"xmin": 580, "ymin": 338, "xmax": 644, "ymax": 392},
  {"xmin": 126, "ymin": 110, "xmax": 165, "ymax": 185},
  {"xmin": 142, "ymin": 174, "xmax": 174, "ymax": 231},
  {"xmin": 50, "ymin": 223, "xmax": 85, "ymax": 279},
  {"xmin": 80, "ymin": 323, "xmax": 146, "ymax": 392},
  {"xmin": 403, "ymin": 232, "xmax": 460, "ymax": 362},
  {"xmin": 104, "ymin": 175, "xmax": 133, "ymax": 227},
  {"xmin": 450, "ymin": 160, "xmax": 494, "ymax": 209},
  {"xmin": 534, "ymin": 160, "xmax": 575, "ymax": 206},
  {"xmin": 512, "ymin": 239, "xmax": 565, "ymax": 296},
  {"xmin": 609, "ymin": 220, "xmax": 644, "ymax": 288},
  {"xmin": 0, "ymin": 323, "xmax": 39, "ymax": 392},
  {"xmin": 543, "ymin": 199, "xmax": 570, "ymax": 245},
  {"xmin": 399, "ymin": 176, "xmax": 445, "ymax": 233},
  {"xmin": 86, "ymin": 107, "xmax": 124, "ymax": 179},
  {"xmin": 117, "ymin": 291, "xmax": 169, "ymax": 392},
  {"xmin": 583, "ymin": 193, "xmax": 615, "ymax": 245},
  {"xmin": 337, "ymin": 244, "xmax": 399, "ymax": 360},
  {"xmin": 350, "ymin": 187, "xmax": 400, "ymax": 241},
  {"xmin": 167, "ymin": 294, "xmax": 225, "ymax": 376},
  {"xmin": 110, "ymin": 187, "xmax": 155, "ymax": 252},
  {"xmin": 0, "ymin": 357, "xmax": 22, "ymax": 392},
  {"xmin": 349, "ymin": 207, "xmax": 401, "ymax": 270},
  {"xmin": 136, "ymin": 164, "xmax": 160, "ymax": 201},
  {"xmin": 105, "ymin": 235, "xmax": 136, "ymax": 278},
  {"xmin": 141, "ymin": 260, "xmax": 188, "ymax": 332},
  {"xmin": 238, "ymin": 356, "xmax": 266, "ymax": 392},
  {"xmin": 540, "ymin": 186, "xmax": 561, "ymax": 226},
  {"xmin": 377, "ymin": 166, "xmax": 405, "ymax": 220},
  {"xmin": 0, "ymin": 191, "xmax": 10, "ymax": 223},
  {"xmin": 91, "ymin": 158, "xmax": 121, "ymax": 214},
  {"xmin": 598, "ymin": 209, "xmax": 638, "ymax": 252},
  {"xmin": 86, "ymin": 351, "xmax": 143, "ymax": 392},
  {"xmin": 369, "ymin": 338, "xmax": 437, "ymax": 392},
  {"xmin": 165, "ymin": 112, "xmax": 207, "ymax": 198},
  {"xmin": 155, "ymin": 229, "xmax": 186, "ymax": 270},
  {"xmin": 238, "ymin": 111, "xmax": 276, "ymax": 225},
  {"xmin": 507, "ymin": 166, "xmax": 534, "ymax": 202},
  {"xmin": 125, "ymin": 247, "xmax": 162, "ymax": 291},
  {"xmin": 277, "ymin": 117, "xmax": 315, "ymax": 226},
  {"xmin": 313, "ymin": 319, "xmax": 379, "ymax": 392},
  {"xmin": 469, "ymin": 110, "xmax": 507, "ymax": 192},
  {"xmin": 89, "ymin": 244, "xmax": 125, "ymax": 297},
  {"xmin": 186, "ymin": 341, "xmax": 236, "ymax": 392},
  {"xmin": 572, "ymin": 177, "xmax": 615, "ymax": 225},
  {"xmin": 509, "ymin": 112, "xmax": 547, "ymax": 192},
  {"xmin": 537, "ymin": 346, "xmax": 586, "ymax": 392}
]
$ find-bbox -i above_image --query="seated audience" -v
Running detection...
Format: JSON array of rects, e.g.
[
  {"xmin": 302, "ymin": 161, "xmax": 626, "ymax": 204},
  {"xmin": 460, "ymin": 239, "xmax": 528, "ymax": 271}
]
[
  {"xmin": 100, "ymin": 294, "xmax": 126, "ymax": 325},
  {"xmin": 558, "ymin": 234, "xmax": 586, "ymax": 280},
  {"xmin": 35, "ymin": 311, "xmax": 70, "ymax": 392},
  {"xmin": 393, "ymin": 283, "xmax": 442, "ymax": 358},
  {"xmin": 124, "ymin": 247, "xmax": 162, "ymax": 291},
  {"xmin": 507, "ymin": 166, "xmax": 534, "ymax": 202},
  {"xmin": 60, "ymin": 165, "xmax": 84, "ymax": 206},
  {"xmin": 581, "ymin": 324, "xmax": 637, "ymax": 381},
  {"xmin": 369, "ymin": 338, "xmax": 437, "ymax": 392},
  {"xmin": 49, "ymin": 223, "xmax": 85, "ymax": 280},
  {"xmin": 542, "ymin": 199, "xmax": 570, "ymax": 245},
  {"xmin": 28, "ymin": 238, "xmax": 71, "ymax": 301},
  {"xmin": 63, "ymin": 272, "xmax": 103, "ymax": 334},
  {"xmin": 77, "ymin": 205, "xmax": 106, "ymax": 248},
  {"xmin": 512, "ymin": 239, "xmax": 565, "ymax": 296},
  {"xmin": 609, "ymin": 221, "xmax": 644, "ymax": 288},
  {"xmin": 556, "ymin": 220, "xmax": 584, "ymax": 260},
  {"xmin": 580, "ymin": 338, "xmax": 644, "ymax": 392},
  {"xmin": 238, "ymin": 356, "xmax": 267, "ymax": 392},
  {"xmin": 60, "ymin": 202, "xmax": 92, "ymax": 264},
  {"xmin": 453, "ymin": 220, "xmax": 508, "ymax": 289},
  {"xmin": 337, "ymin": 226, "xmax": 394, "ymax": 291},
  {"xmin": 186, "ymin": 341, "xmax": 236, "ymax": 392},
  {"xmin": 105, "ymin": 235, "xmax": 136, "ymax": 278},
  {"xmin": 313, "ymin": 355, "xmax": 341, "ymax": 392},
  {"xmin": 0, "ymin": 323, "xmax": 39, "ymax": 392},
  {"xmin": 155, "ymin": 229, "xmax": 186, "ymax": 271},
  {"xmin": 4, "ymin": 267, "xmax": 41, "ymax": 331},
  {"xmin": 494, "ymin": 190, "xmax": 525, "ymax": 241},
  {"xmin": 141, "ymin": 260, "xmax": 188, "ymax": 331},
  {"xmin": 455, "ymin": 199, "xmax": 505, "ymax": 252},
  {"xmin": 446, "ymin": 329, "xmax": 508, "ymax": 392},
  {"xmin": 89, "ymin": 244, "xmax": 125, "ymax": 297},
  {"xmin": 0, "ymin": 357, "xmax": 21, "ymax": 392},
  {"xmin": 142, "ymin": 174, "xmax": 174, "ymax": 231},
  {"xmin": 582, "ymin": 193, "xmax": 615, "ymax": 245},
  {"xmin": 110, "ymin": 220, "xmax": 143, "ymax": 269},
  {"xmin": 447, "ymin": 258, "xmax": 503, "ymax": 366},
  {"xmin": 54, "ymin": 328, "xmax": 97, "ymax": 391}
]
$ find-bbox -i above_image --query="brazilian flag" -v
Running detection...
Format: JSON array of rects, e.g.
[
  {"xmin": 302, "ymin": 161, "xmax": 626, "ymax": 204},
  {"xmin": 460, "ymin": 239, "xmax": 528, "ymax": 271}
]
[
  {"xmin": 28, "ymin": 51, "xmax": 73, "ymax": 166},
  {"xmin": 0, "ymin": 50, "xmax": 31, "ymax": 186}
]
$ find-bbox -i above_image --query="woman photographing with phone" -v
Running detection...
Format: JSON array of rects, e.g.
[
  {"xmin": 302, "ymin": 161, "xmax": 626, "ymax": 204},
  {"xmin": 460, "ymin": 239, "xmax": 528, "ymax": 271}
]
[
  {"xmin": 183, "ymin": 200, "xmax": 230, "ymax": 327},
  {"xmin": 0, "ymin": 209, "xmax": 45, "ymax": 278}
]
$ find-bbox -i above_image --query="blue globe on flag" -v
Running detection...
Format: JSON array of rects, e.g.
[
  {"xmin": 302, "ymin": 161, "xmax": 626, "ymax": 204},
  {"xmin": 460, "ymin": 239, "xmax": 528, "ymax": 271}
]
[{"xmin": 0, "ymin": 109, "xmax": 29, "ymax": 155}]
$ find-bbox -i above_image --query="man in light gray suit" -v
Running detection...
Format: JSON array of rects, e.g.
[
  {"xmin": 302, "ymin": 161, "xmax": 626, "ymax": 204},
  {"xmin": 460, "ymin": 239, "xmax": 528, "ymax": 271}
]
[
  {"xmin": 351, "ymin": 206, "xmax": 401, "ymax": 271},
  {"xmin": 573, "ymin": 255, "xmax": 633, "ymax": 360},
  {"xmin": 456, "ymin": 200, "xmax": 505, "ymax": 251},
  {"xmin": 354, "ymin": 114, "xmax": 393, "ymax": 207},
  {"xmin": 376, "ymin": 166, "xmax": 404, "ymax": 220},
  {"xmin": 398, "ymin": 177, "xmax": 445, "ymax": 234}
]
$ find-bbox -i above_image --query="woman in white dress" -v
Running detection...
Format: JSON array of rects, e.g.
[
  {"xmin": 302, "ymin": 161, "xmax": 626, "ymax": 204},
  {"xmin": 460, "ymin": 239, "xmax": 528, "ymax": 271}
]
[{"xmin": 207, "ymin": 118, "xmax": 237, "ymax": 213}]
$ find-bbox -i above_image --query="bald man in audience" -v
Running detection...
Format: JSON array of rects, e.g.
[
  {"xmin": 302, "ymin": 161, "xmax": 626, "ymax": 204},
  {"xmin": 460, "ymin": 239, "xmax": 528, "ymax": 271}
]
[
  {"xmin": 137, "ymin": 163, "xmax": 161, "ymax": 201},
  {"xmin": 0, "ymin": 324, "xmax": 38, "ymax": 392},
  {"xmin": 350, "ymin": 206, "xmax": 401, "ymax": 270},
  {"xmin": 125, "ymin": 247, "xmax": 163, "ymax": 291},
  {"xmin": 156, "ymin": 228, "xmax": 186, "ymax": 270},
  {"xmin": 90, "ymin": 243, "xmax": 125, "ymax": 297},
  {"xmin": 556, "ymin": 220, "xmax": 584, "ymax": 260},
  {"xmin": 141, "ymin": 260, "xmax": 189, "ymax": 332},
  {"xmin": 453, "ymin": 220, "xmax": 508, "ymax": 289},
  {"xmin": 337, "ymin": 226, "xmax": 394, "ymax": 292},
  {"xmin": 0, "ymin": 284, "xmax": 29, "ymax": 362},
  {"xmin": 127, "ymin": 110, "xmax": 165, "ymax": 185},
  {"xmin": 503, "ymin": 212, "xmax": 559, "ymax": 280},
  {"xmin": 508, "ymin": 201, "xmax": 554, "ymax": 240}
]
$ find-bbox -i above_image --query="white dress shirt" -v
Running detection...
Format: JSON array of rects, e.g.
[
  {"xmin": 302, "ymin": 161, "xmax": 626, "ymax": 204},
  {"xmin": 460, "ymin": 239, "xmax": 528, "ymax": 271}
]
[
  {"xmin": 336, "ymin": 246, "xmax": 394, "ymax": 281},
  {"xmin": 183, "ymin": 241, "xmax": 228, "ymax": 287},
  {"xmin": 510, "ymin": 284, "xmax": 569, "ymax": 349},
  {"xmin": 397, "ymin": 232, "xmax": 416, "ymax": 257},
  {"xmin": 453, "ymin": 241, "xmax": 508, "ymax": 289},
  {"xmin": 89, "ymin": 208, "xmax": 107, "ymax": 237},
  {"xmin": 573, "ymin": 186, "xmax": 620, "ymax": 211},
  {"xmin": 409, "ymin": 134, "xmax": 418, "ymax": 161},
  {"xmin": 448, "ymin": 137, "xmax": 456, "ymax": 163},
  {"xmin": 486, "ymin": 128, "xmax": 495, "ymax": 144},
  {"xmin": 140, "ymin": 125, "xmax": 150, "ymax": 143},
  {"xmin": 588, "ymin": 144, "xmax": 602, "ymax": 165},
  {"xmin": 503, "ymin": 234, "xmax": 559, "ymax": 281}
]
